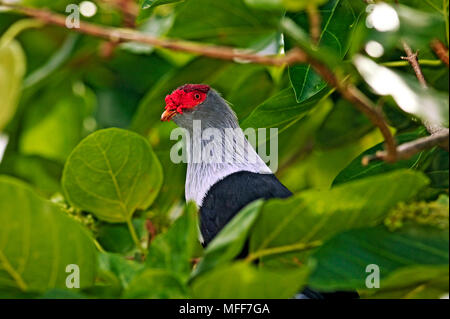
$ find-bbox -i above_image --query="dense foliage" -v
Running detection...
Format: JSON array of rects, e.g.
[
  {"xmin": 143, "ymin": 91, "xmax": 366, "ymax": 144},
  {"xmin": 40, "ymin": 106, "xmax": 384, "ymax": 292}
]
[{"xmin": 0, "ymin": 0, "xmax": 448, "ymax": 299}]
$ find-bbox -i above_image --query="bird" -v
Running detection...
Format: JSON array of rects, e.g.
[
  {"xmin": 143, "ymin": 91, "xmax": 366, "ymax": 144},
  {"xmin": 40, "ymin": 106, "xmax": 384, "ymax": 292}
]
[{"xmin": 161, "ymin": 84, "xmax": 358, "ymax": 299}]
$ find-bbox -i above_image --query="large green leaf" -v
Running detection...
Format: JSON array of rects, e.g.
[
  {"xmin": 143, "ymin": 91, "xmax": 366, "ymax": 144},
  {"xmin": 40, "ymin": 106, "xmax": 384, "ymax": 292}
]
[
  {"xmin": 62, "ymin": 128, "xmax": 163, "ymax": 223},
  {"xmin": 191, "ymin": 261, "xmax": 309, "ymax": 299},
  {"xmin": 288, "ymin": 0, "xmax": 360, "ymax": 102},
  {"xmin": 0, "ymin": 40, "xmax": 26, "ymax": 132},
  {"xmin": 308, "ymin": 225, "xmax": 449, "ymax": 291},
  {"xmin": 0, "ymin": 176, "xmax": 97, "ymax": 292},
  {"xmin": 145, "ymin": 202, "xmax": 200, "ymax": 278},
  {"xmin": 167, "ymin": 0, "xmax": 282, "ymax": 48},
  {"xmin": 192, "ymin": 200, "xmax": 263, "ymax": 278},
  {"xmin": 249, "ymin": 170, "xmax": 429, "ymax": 260}
]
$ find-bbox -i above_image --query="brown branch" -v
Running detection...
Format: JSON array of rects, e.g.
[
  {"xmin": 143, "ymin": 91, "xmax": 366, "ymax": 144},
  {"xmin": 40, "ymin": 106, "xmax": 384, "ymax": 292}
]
[
  {"xmin": 0, "ymin": 3, "xmax": 307, "ymax": 66},
  {"xmin": 2, "ymin": 2, "xmax": 399, "ymax": 162},
  {"xmin": 401, "ymin": 41, "xmax": 427, "ymax": 88},
  {"xmin": 431, "ymin": 39, "xmax": 449, "ymax": 67},
  {"xmin": 362, "ymin": 128, "xmax": 449, "ymax": 164}
]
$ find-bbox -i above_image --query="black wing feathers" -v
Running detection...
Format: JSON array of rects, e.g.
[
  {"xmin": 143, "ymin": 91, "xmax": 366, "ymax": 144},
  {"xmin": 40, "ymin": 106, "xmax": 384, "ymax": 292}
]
[{"xmin": 199, "ymin": 171, "xmax": 292, "ymax": 246}]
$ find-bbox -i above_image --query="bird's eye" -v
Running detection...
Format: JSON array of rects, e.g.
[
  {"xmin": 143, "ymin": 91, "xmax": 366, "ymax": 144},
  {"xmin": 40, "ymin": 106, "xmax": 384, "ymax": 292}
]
[{"xmin": 194, "ymin": 94, "xmax": 200, "ymax": 99}]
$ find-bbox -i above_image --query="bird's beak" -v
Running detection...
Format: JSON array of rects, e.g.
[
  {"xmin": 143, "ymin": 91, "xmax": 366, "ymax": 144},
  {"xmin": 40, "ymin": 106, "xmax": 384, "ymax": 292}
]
[{"xmin": 161, "ymin": 109, "xmax": 177, "ymax": 122}]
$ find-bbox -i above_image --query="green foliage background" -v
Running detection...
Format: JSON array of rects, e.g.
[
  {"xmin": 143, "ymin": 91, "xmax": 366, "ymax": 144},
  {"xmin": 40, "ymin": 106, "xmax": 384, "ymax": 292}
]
[{"xmin": 0, "ymin": 0, "xmax": 448, "ymax": 299}]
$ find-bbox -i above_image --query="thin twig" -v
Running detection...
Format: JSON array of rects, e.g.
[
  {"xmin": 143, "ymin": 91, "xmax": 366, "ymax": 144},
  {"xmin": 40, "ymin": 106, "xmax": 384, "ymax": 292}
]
[
  {"xmin": 401, "ymin": 41, "xmax": 427, "ymax": 88},
  {"xmin": 362, "ymin": 128, "xmax": 449, "ymax": 165},
  {"xmin": 431, "ymin": 39, "xmax": 449, "ymax": 67}
]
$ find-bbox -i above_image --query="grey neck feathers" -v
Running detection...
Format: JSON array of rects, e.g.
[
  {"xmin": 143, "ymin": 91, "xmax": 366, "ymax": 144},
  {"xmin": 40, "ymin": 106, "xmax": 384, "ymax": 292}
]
[{"xmin": 178, "ymin": 91, "xmax": 272, "ymax": 206}]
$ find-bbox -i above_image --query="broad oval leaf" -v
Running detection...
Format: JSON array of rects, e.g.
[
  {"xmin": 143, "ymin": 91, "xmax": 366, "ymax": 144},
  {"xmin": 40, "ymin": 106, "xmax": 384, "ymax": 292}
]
[
  {"xmin": 0, "ymin": 40, "xmax": 26, "ymax": 132},
  {"xmin": 309, "ymin": 225, "xmax": 449, "ymax": 291},
  {"xmin": 0, "ymin": 176, "xmax": 97, "ymax": 292},
  {"xmin": 249, "ymin": 170, "xmax": 429, "ymax": 259},
  {"xmin": 62, "ymin": 128, "xmax": 163, "ymax": 223}
]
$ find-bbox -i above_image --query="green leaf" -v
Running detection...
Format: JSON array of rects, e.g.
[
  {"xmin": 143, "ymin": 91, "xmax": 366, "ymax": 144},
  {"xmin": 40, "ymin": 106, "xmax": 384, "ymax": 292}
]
[
  {"xmin": 361, "ymin": 265, "xmax": 449, "ymax": 299},
  {"xmin": 19, "ymin": 83, "xmax": 94, "ymax": 163},
  {"xmin": 240, "ymin": 87, "xmax": 323, "ymax": 130},
  {"xmin": 0, "ymin": 176, "xmax": 97, "ymax": 292},
  {"xmin": 123, "ymin": 269, "xmax": 188, "ymax": 298},
  {"xmin": 316, "ymin": 99, "xmax": 373, "ymax": 149},
  {"xmin": 0, "ymin": 40, "xmax": 26, "ymax": 132},
  {"xmin": 167, "ymin": 0, "xmax": 282, "ymax": 47},
  {"xmin": 333, "ymin": 129, "xmax": 429, "ymax": 186},
  {"xmin": 191, "ymin": 261, "xmax": 310, "ymax": 298},
  {"xmin": 145, "ymin": 202, "xmax": 199, "ymax": 278},
  {"xmin": 97, "ymin": 252, "xmax": 144, "ymax": 289},
  {"xmin": 0, "ymin": 153, "xmax": 63, "ymax": 197},
  {"xmin": 249, "ymin": 170, "xmax": 429, "ymax": 260},
  {"xmin": 308, "ymin": 225, "xmax": 449, "ymax": 291},
  {"xmin": 288, "ymin": 0, "xmax": 360, "ymax": 102},
  {"xmin": 62, "ymin": 128, "xmax": 163, "ymax": 223},
  {"xmin": 354, "ymin": 55, "xmax": 449, "ymax": 128},
  {"xmin": 192, "ymin": 200, "xmax": 263, "ymax": 278}
]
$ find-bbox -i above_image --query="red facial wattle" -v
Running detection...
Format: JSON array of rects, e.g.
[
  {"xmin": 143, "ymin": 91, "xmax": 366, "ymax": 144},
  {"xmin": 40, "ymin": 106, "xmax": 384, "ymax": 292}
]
[{"xmin": 161, "ymin": 84, "xmax": 210, "ymax": 121}]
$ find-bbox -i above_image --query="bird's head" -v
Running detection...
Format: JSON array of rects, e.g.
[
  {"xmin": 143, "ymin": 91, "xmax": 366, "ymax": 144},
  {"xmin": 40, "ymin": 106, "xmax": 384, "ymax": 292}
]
[{"xmin": 161, "ymin": 84, "xmax": 237, "ymax": 130}]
